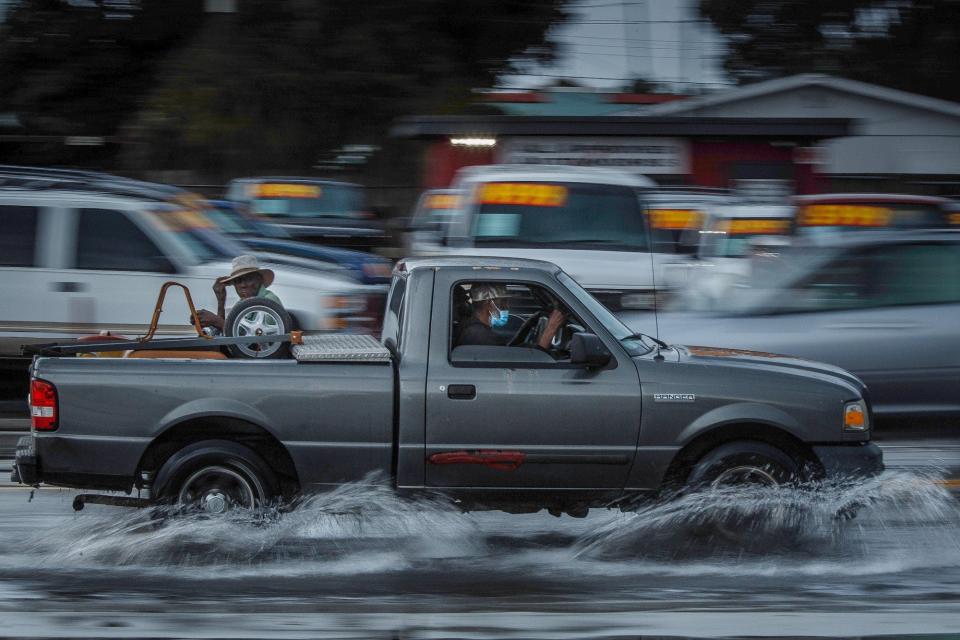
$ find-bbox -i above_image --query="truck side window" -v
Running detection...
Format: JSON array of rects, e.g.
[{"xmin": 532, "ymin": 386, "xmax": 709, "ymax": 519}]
[
  {"xmin": 0, "ymin": 205, "xmax": 39, "ymax": 267},
  {"xmin": 451, "ymin": 281, "xmax": 581, "ymax": 364},
  {"xmin": 75, "ymin": 209, "xmax": 175, "ymax": 273},
  {"xmin": 382, "ymin": 276, "xmax": 406, "ymax": 352}
]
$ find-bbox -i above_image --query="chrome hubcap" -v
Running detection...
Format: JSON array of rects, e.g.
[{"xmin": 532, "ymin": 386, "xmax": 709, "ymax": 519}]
[
  {"xmin": 202, "ymin": 491, "xmax": 228, "ymax": 514},
  {"xmin": 234, "ymin": 307, "xmax": 283, "ymax": 357},
  {"xmin": 711, "ymin": 465, "xmax": 779, "ymax": 489},
  {"xmin": 178, "ymin": 465, "xmax": 257, "ymax": 514}
]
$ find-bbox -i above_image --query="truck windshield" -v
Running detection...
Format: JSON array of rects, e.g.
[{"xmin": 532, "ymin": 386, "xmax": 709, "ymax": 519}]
[
  {"xmin": 471, "ymin": 182, "xmax": 649, "ymax": 251},
  {"xmin": 557, "ymin": 272, "xmax": 652, "ymax": 356}
]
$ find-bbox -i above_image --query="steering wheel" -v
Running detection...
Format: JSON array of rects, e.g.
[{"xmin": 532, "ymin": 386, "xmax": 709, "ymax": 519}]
[{"xmin": 507, "ymin": 310, "xmax": 543, "ymax": 347}]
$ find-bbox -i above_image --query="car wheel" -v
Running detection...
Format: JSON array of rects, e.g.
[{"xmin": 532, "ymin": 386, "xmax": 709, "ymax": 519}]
[
  {"xmin": 687, "ymin": 440, "xmax": 800, "ymax": 490},
  {"xmin": 224, "ymin": 297, "xmax": 292, "ymax": 359},
  {"xmin": 154, "ymin": 440, "xmax": 279, "ymax": 516},
  {"xmin": 685, "ymin": 441, "xmax": 803, "ymax": 542}
]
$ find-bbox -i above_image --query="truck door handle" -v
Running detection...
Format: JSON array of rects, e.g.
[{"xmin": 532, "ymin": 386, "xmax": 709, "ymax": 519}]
[
  {"xmin": 447, "ymin": 384, "xmax": 476, "ymax": 400},
  {"xmin": 51, "ymin": 281, "xmax": 87, "ymax": 293}
]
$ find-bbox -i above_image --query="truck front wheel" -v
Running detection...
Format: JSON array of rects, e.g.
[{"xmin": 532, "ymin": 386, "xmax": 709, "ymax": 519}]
[
  {"xmin": 686, "ymin": 440, "xmax": 800, "ymax": 490},
  {"xmin": 154, "ymin": 440, "xmax": 280, "ymax": 515}
]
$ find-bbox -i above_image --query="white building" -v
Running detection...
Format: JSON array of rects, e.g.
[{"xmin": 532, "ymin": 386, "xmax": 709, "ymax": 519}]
[{"xmin": 644, "ymin": 74, "xmax": 960, "ymax": 194}]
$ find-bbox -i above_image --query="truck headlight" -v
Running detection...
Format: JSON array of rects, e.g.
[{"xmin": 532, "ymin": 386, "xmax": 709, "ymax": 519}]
[{"xmin": 843, "ymin": 400, "xmax": 869, "ymax": 432}]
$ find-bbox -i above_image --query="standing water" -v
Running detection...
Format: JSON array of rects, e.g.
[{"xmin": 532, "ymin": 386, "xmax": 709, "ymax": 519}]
[{"xmin": 0, "ymin": 470, "xmax": 958, "ymax": 638}]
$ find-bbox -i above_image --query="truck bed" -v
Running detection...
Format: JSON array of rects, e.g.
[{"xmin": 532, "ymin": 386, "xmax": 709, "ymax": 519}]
[{"xmin": 30, "ymin": 349, "xmax": 395, "ymax": 490}]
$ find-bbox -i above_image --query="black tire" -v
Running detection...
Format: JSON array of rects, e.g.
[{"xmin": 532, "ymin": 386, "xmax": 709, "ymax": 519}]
[
  {"xmin": 153, "ymin": 439, "xmax": 280, "ymax": 515},
  {"xmin": 684, "ymin": 441, "xmax": 805, "ymax": 544},
  {"xmin": 687, "ymin": 440, "xmax": 801, "ymax": 490},
  {"xmin": 224, "ymin": 297, "xmax": 292, "ymax": 359}
]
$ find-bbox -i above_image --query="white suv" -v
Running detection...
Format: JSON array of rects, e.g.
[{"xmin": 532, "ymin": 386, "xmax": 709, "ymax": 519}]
[
  {"xmin": 438, "ymin": 165, "xmax": 687, "ymax": 325},
  {"xmin": 0, "ymin": 178, "xmax": 381, "ymax": 358}
]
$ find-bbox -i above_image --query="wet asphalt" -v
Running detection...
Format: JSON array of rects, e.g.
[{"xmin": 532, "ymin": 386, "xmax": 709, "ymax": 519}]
[{"xmin": 0, "ymin": 438, "xmax": 958, "ymax": 639}]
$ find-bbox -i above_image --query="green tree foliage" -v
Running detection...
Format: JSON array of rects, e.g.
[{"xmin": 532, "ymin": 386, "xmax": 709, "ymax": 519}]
[
  {"xmin": 0, "ymin": 0, "xmax": 203, "ymax": 135},
  {"xmin": 0, "ymin": 0, "xmax": 568, "ymax": 175},
  {"xmin": 700, "ymin": 0, "xmax": 960, "ymax": 102}
]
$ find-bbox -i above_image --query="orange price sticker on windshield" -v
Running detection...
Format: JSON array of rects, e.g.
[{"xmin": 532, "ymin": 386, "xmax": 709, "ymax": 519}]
[
  {"xmin": 151, "ymin": 208, "xmax": 216, "ymax": 231},
  {"xmin": 477, "ymin": 183, "xmax": 568, "ymax": 207},
  {"xmin": 253, "ymin": 183, "xmax": 321, "ymax": 199},
  {"xmin": 649, "ymin": 209, "xmax": 703, "ymax": 230},
  {"xmin": 799, "ymin": 204, "xmax": 891, "ymax": 227},
  {"xmin": 426, "ymin": 194, "xmax": 461, "ymax": 209},
  {"xmin": 724, "ymin": 218, "xmax": 791, "ymax": 235}
]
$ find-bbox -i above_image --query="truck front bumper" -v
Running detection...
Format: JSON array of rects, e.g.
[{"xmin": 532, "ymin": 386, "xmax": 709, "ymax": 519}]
[
  {"xmin": 12, "ymin": 436, "xmax": 39, "ymax": 485},
  {"xmin": 813, "ymin": 442, "xmax": 884, "ymax": 479}
]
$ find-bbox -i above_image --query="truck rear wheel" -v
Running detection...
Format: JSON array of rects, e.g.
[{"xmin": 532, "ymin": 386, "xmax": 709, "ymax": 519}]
[{"xmin": 154, "ymin": 440, "xmax": 280, "ymax": 515}]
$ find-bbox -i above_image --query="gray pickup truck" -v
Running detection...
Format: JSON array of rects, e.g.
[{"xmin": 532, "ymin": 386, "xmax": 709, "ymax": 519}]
[{"xmin": 15, "ymin": 257, "xmax": 882, "ymax": 516}]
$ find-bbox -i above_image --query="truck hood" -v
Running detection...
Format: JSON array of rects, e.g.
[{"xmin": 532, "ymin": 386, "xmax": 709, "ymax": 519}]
[{"xmin": 675, "ymin": 344, "xmax": 867, "ymax": 396}]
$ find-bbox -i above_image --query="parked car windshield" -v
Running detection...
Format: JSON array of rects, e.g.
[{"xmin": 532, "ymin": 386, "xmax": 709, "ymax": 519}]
[
  {"xmin": 700, "ymin": 217, "xmax": 792, "ymax": 258},
  {"xmin": 709, "ymin": 242, "xmax": 960, "ymax": 316},
  {"xmin": 412, "ymin": 192, "xmax": 462, "ymax": 231},
  {"xmin": 471, "ymin": 181, "xmax": 649, "ymax": 251},
  {"xmin": 249, "ymin": 183, "xmax": 365, "ymax": 219},
  {"xmin": 794, "ymin": 202, "xmax": 949, "ymax": 238},
  {"xmin": 686, "ymin": 248, "xmax": 836, "ymax": 315},
  {"xmin": 146, "ymin": 206, "xmax": 247, "ymax": 265}
]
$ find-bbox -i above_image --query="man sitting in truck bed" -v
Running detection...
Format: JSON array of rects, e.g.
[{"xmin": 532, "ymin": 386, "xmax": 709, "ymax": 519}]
[
  {"xmin": 457, "ymin": 283, "xmax": 566, "ymax": 350},
  {"xmin": 196, "ymin": 255, "xmax": 283, "ymax": 332}
]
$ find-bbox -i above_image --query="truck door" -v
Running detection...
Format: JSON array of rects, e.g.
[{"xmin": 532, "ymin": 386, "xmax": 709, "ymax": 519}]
[{"xmin": 424, "ymin": 270, "xmax": 642, "ymax": 490}]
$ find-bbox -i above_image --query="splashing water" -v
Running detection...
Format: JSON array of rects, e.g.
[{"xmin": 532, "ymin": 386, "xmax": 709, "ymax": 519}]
[
  {"xmin": 570, "ymin": 470, "xmax": 960, "ymax": 577},
  {"xmin": 3, "ymin": 470, "xmax": 958, "ymax": 583},
  {"xmin": 7, "ymin": 474, "xmax": 481, "ymax": 575}
]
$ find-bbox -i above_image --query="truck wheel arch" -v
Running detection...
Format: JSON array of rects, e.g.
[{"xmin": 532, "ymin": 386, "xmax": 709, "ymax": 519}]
[
  {"xmin": 661, "ymin": 422, "xmax": 823, "ymax": 492},
  {"xmin": 676, "ymin": 402, "xmax": 805, "ymax": 444},
  {"xmin": 137, "ymin": 416, "xmax": 300, "ymax": 498}
]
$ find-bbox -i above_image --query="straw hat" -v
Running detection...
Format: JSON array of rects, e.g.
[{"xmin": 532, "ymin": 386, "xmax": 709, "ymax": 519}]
[
  {"xmin": 470, "ymin": 284, "xmax": 508, "ymax": 303},
  {"xmin": 221, "ymin": 255, "xmax": 275, "ymax": 287}
]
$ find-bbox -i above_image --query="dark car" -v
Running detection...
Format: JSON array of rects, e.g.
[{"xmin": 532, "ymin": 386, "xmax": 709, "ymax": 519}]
[
  {"xmin": 224, "ymin": 177, "xmax": 387, "ymax": 253},
  {"xmin": 204, "ymin": 200, "xmax": 392, "ymax": 285},
  {"xmin": 643, "ymin": 230, "xmax": 960, "ymax": 420}
]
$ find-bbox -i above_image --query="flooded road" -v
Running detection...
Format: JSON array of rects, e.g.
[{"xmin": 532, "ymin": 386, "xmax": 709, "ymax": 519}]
[{"xmin": 0, "ymin": 470, "xmax": 959, "ymax": 638}]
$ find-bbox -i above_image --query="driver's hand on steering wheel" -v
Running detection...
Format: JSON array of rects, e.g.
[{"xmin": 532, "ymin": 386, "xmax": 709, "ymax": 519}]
[{"xmin": 538, "ymin": 308, "xmax": 567, "ymax": 350}]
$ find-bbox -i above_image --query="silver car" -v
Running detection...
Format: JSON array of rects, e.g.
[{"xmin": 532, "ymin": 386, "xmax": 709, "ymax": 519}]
[{"xmin": 636, "ymin": 230, "xmax": 960, "ymax": 420}]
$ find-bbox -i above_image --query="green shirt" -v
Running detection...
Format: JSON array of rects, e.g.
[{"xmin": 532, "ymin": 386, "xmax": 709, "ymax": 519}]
[{"xmin": 257, "ymin": 286, "xmax": 282, "ymax": 306}]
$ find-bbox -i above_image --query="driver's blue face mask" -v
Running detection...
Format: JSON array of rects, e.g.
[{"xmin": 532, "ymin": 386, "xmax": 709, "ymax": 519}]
[{"xmin": 489, "ymin": 301, "xmax": 509, "ymax": 328}]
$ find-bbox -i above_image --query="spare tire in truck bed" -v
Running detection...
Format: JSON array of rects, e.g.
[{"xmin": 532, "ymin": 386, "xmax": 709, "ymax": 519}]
[{"xmin": 224, "ymin": 297, "xmax": 292, "ymax": 359}]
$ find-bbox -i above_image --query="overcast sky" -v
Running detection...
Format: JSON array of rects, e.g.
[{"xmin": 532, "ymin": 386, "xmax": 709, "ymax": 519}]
[{"xmin": 500, "ymin": 0, "xmax": 731, "ymax": 93}]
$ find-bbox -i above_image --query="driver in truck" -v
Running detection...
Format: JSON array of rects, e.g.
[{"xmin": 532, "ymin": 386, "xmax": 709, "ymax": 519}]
[
  {"xmin": 196, "ymin": 255, "xmax": 283, "ymax": 332},
  {"xmin": 457, "ymin": 283, "xmax": 566, "ymax": 350}
]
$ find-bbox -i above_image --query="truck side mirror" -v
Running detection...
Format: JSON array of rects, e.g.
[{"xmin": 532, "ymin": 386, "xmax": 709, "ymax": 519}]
[{"xmin": 569, "ymin": 333, "xmax": 611, "ymax": 369}]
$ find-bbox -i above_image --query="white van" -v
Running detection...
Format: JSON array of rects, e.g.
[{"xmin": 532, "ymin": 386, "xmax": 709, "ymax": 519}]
[
  {"xmin": 672, "ymin": 203, "xmax": 795, "ymax": 311},
  {"xmin": 439, "ymin": 165, "xmax": 687, "ymax": 320},
  {"xmin": 0, "ymin": 188, "xmax": 382, "ymax": 357}
]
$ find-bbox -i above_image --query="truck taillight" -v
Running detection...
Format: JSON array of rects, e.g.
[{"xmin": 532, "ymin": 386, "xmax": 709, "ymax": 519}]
[{"xmin": 30, "ymin": 379, "xmax": 58, "ymax": 431}]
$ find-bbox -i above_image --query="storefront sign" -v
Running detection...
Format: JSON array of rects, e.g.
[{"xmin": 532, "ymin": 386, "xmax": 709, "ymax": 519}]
[{"xmin": 497, "ymin": 137, "xmax": 689, "ymax": 175}]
